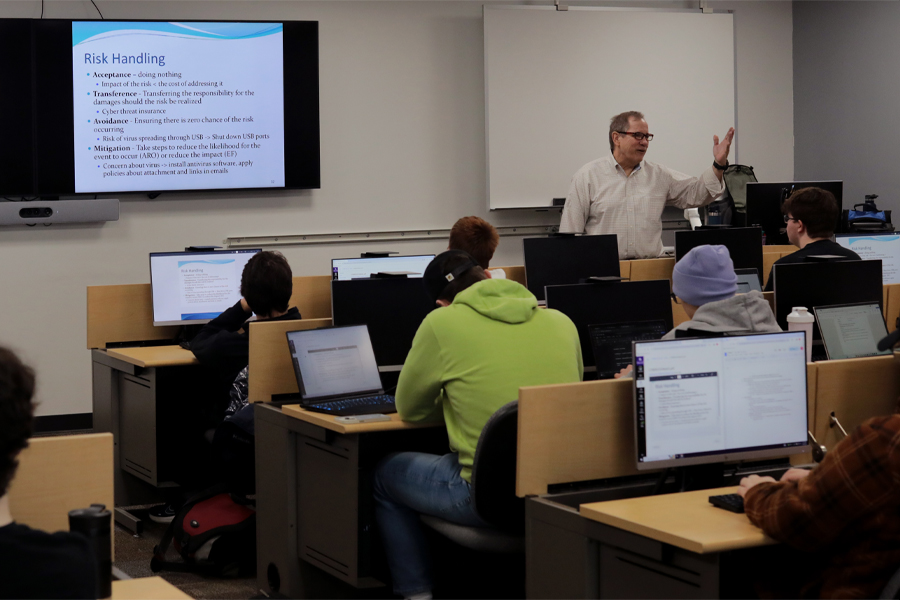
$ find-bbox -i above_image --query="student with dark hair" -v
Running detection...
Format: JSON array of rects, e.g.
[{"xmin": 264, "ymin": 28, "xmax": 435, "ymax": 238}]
[
  {"xmin": 0, "ymin": 347, "xmax": 98, "ymax": 599},
  {"xmin": 373, "ymin": 250, "xmax": 582, "ymax": 600},
  {"xmin": 150, "ymin": 251, "xmax": 302, "ymax": 520},
  {"xmin": 448, "ymin": 216, "xmax": 505, "ymax": 278},
  {"xmin": 764, "ymin": 187, "xmax": 861, "ymax": 291}
]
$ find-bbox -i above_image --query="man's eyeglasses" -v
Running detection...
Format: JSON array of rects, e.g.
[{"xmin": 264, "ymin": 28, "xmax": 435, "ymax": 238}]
[
  {"xmin": 671, "ymin": 292, "xmax": 681, "ymax": 305},
  {"xmin": 783, "ymin": 215, "xmax": 800, "ymax": 223},
  {"xmin": 616, "ymin": 131, "xmax": 654, "ymax": 142}
]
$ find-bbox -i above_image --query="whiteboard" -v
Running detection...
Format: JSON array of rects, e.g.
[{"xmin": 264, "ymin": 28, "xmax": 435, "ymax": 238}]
[{"xmin": 484, "ymin": 6, "xmax": 736, "ymax": 209}]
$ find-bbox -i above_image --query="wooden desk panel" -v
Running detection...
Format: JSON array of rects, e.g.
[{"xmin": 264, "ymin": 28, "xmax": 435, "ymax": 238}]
[
  {"xmin": 628, "ymin": 258, "xmax": 674, "ymax": 282},
  {"xmin": 763, "ymin": 245, "xmax": 796, "ymax": 253},
  {"xmin": 886, "ymin": 284, "xmax": 900, "ymax": 329},
  {"xmin": 111, "ymin": 577, "xmax": 191, "ymax": 599},
  {"xmin": 517, "ymin": 378, "xmax": 649, "ymax": 497},
  {"xmin": 281, "ymin": 404, "xmax": 441, "ymax": 434},
  {"xmin": 579, "ymin": 486, "xmax": 774, "ymax": 554},
  {"xmin": 87, "ymin": 284, "xmax": 179, "ymax": 349},
  {"xmin": 8, "ymin": 433, "xmax": 114, "ymax": 557},
  {"xmin": 247, "ymin": 318, "xmax": 332, "ymax": 403},
  {"xmin": 618, "ymin": 260, "xmax": 632, "ymax": 281},
  {"xmin": 290, "ymin": 275, "xmax": 333, "ymax": 320},
  {"xmin": 495, "ymin": 265, "xmax": 526, "ymax": 286},
  {"xmin": 813, "ymin": 354, "xmax": 900, "ymax": 450},
  {"xmin": 105, "ymin": 346, "xmax": 197, "ymax": 368}
]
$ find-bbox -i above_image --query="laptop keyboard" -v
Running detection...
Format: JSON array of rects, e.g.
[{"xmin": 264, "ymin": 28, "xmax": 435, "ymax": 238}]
[{"xmin": 307, "ymin": 394, "xmax": 397, "ymax": 416}]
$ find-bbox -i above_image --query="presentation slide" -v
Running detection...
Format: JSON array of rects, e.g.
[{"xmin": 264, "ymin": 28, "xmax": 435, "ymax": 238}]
[
  {"xmin": 836, "ymin": 235, "xmax": 900, "ymax": 284},
  {"xmin": 150, "ymin": 250, "xmax": 258, "ymax": 324},
  {"xmin": 72, "ymin": 22, "xmax": 285, "ymax": 193}
]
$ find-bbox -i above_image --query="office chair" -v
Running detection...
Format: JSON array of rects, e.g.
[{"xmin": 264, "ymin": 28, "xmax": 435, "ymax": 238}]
[{"xmin": 419, "ymin": 401, "xmax": 524, "ymax": 553}]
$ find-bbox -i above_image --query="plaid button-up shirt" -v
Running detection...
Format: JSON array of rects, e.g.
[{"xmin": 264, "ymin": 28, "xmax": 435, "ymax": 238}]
[{"xmin": 745, "ymin": 414, "xmax": 900, "ymax": 598}]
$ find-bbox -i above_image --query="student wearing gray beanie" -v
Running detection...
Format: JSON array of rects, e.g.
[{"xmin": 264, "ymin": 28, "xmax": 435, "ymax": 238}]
[{"xmin": 666, "ymin": 244, "xmax": 781, "ymax": 339}]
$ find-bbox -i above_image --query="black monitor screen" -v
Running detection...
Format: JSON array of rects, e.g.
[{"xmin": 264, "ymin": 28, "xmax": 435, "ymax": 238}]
[
  {"xmin": 773, "ymin": 260, "xmax": 882, "ymax": 341},
  {"xmin": 331, "ymin": 278, "xmax": 434, "ymax": 368},
  {"xmin": 545, "ymin": 280, "xmax": 672, "ymax": 368},
  {"xmin": 524, "ymin": 235, "xmax": 619, "ymax": 301},
  {"xmin": 675, "ymin": 227, "xmax": 764, "ymax": 285},
  {"xmin": 746, "ymin": 181, "xmax": 843, "ymax": 245}
]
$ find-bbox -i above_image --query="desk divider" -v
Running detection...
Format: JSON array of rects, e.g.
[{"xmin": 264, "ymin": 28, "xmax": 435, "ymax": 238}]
[
  {"xmin": 289, "ymin": 275, "xmax": 333, "ymax": 319},
  {"xmin": 517, "ymin": 378, "xmax": 651, "ymax": 497},
  {"xmin": 618, "ymin": 260, "xmax": 632, "ymax": 281},
  {"xmin": 812, "ymin": 355, "xmax": 900, "ymax": 451},
  {"xmin": 516, "ymin": 363, "xmax": 819, "ymax": 496},
  {"xmin": 87, "ymin": 284, "xmax": 177, "ymax": 349},
  {"xmin": 628, "ymin": 258, "xmax": 675, "ymax": 282},
  {"xmin": 7, "ymin": 433, "xmax": 114, "ymax": 558},
  {"xmin": 885, "ymin": 284, "xmax": 900, "ymax": 329},
  {"xmin": 763, "ymin": 245, "xmax": 797, "ymax": 254},
  {"xmin": 247, "ymin": 318, "xmax": 333, "ymax": 403},
  {"xmin": 494, "ymin": 265, "xmax": 526, "ymax": 286}
]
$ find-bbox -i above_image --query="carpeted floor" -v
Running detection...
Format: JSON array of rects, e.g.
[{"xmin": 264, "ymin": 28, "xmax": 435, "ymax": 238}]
[{"xmin": 114, "ymin": 507, "xmax": 260, "ymax": 600}]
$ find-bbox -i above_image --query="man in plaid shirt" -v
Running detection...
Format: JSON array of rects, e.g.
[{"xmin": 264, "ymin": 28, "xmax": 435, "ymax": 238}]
[{"xmin": 738, "ymin": 414, "xmax": 900, "ymax": 598}]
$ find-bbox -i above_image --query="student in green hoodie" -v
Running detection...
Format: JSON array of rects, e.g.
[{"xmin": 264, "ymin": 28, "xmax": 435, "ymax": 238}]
[{"xmin": 373, "ymin": 250, "xmax": 583, "ymax": 600}]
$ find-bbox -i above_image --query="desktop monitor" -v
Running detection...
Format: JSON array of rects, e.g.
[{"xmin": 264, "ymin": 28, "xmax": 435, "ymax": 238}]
[
  {"xmin": 545, "ymin": 280, "xmax": 672, "ymax": 369},
  {"xmin": 331, "ymin": 278, "xmax": 434, "ymax": 368},
  {"xmin": 634, "ymin": 331, "xmax": 810, "ymax": 470},
  {"xmin": 149, "ymin": 248, "xmax": 261, "ymax": 326},
  {"xmin": 745, "ymin": 181, "xmax": 843, "ymax": 245},
  {"xmin": 835, "ymin": 233, "xmax": 900, "ymax": 285},
  {"xmin": 523, "ymin": 235, "xmax": 620, "ymax": 302},
  {"xmin": 331, "ymin": 255, "xmax": 435, "ymax": 281},
  {"xmin": 675, "ymin": 227, "xmax": 764, "ymax": 285},
  {"xmin": 773, "ymin": 259, "xmax": 883, "ymax": 341}
]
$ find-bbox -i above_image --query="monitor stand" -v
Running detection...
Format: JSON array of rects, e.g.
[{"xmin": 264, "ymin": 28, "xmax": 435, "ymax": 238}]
[{"xmin": 676, "ymin": 463, "xmax": 726, "ymax": 492}]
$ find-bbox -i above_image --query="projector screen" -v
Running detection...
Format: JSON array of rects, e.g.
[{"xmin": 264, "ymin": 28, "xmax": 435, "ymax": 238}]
[{"xmin": 0, "ymin": 19, "xmax": 319, "ymax": 197}]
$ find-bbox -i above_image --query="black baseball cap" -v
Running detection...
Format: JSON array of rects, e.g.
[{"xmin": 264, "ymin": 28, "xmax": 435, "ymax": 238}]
[{"xmin": 423, "ymin": 250, "xmax": 480, "ymax": 301}]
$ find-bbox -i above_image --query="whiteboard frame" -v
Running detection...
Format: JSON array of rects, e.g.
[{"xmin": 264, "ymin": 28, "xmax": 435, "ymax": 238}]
[{"xmin": 484, "ymin": 5, "xmax": 737, "ymax": 210}]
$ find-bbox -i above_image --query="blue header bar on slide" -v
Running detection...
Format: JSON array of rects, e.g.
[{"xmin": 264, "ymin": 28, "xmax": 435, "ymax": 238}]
[{"xmin": 73, "ymin": 22, "xmax": 283, "ymax": 47}]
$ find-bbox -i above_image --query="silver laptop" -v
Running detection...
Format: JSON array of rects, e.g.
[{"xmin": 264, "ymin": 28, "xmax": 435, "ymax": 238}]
[{"xmin": 813, "ymin": 302, "xmax": 891, "ymax": 360}]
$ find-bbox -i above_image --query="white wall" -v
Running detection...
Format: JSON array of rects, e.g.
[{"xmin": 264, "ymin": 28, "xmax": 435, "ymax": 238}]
[{"xmin": 0, "ymin": 0, "xmax": 793, "ymax": 417}]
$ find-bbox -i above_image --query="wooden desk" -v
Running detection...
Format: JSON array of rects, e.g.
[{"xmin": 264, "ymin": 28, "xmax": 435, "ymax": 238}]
[
  {"xmin": 255, "ymin": 403, "xmax": 446, "ymax": 598},
  {"xmin": 111, "ymin": 577, "xmax": 191, "ymax": 599},
  {"xmin": 579, "ymin": 486, "xmax": 772, "ymax": 554},
  {"xmin": 106, "ymin": 346, "xmax": 197, "ymax": 368}
]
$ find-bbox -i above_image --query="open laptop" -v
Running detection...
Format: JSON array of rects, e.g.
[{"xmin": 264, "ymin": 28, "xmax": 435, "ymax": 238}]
[
  {"xmin": 813, "ymin": 302, "xmax": 892, "ymax": 360},
  {"xmin": 735, "ymin": 268, "xmax": 762, "ymax": 293},
  {"xmin": 588, "ymin": 320, "xmax": 669, "ymax": 379},
  {"xmin": 286, "ymin": 325, "xmax": 397, "ymax": 416}
]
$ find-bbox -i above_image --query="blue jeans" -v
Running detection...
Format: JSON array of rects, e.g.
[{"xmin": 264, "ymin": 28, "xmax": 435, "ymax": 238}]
[{"xmin": 373, "ymin": 452, "xmax": 489, "ymax": 596}]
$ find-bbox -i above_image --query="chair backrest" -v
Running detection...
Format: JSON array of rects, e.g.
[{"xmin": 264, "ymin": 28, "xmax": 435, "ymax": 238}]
[{"xmin": 470, "ymin": 401, "xmax": 522, "ymax": 534}]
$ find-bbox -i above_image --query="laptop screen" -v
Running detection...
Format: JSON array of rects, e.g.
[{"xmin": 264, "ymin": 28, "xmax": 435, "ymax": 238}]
[
  {"xmin": 287, "ymin": 325, "xmax": 383, "ymax": 400},
  {"xmin": 589, "ymin": 320, "xmax": 669, "ymax": 378},
  {"xmin": 814, "ymin": 303, "xmax": 891, "ymax": 360}
]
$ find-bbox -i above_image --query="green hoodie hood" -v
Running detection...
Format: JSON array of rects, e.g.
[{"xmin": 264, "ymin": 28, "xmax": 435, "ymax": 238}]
[{"xmin": 451, "ymin": 279, "xmax": 538, "ymax": 324}]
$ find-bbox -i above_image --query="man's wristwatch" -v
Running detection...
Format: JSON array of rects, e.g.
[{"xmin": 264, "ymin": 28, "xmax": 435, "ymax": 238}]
[{"xmin": 713, "ymin": 160, "xmax": 729, "ymax": 171}]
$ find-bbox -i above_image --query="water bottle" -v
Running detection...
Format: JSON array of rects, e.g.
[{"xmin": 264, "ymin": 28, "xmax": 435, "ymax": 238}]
[
  {"xmin": 787, "ymin": 307, "xmax": 814, "ymax": 363},
  {"xmin": 69, "ymin": 504, "xmax": 112, "ymax": 599}
]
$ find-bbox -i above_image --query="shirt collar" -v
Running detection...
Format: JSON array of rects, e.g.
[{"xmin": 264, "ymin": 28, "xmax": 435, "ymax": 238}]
[{"xmin": 607, "ymin": 153, "xmax": 642, "ymax": 174}]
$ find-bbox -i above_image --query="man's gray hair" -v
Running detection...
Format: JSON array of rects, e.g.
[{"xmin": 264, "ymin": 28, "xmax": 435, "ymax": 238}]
[{"xmin": 609, "ymin": 111, "xmax": 645, "ymax": 153}]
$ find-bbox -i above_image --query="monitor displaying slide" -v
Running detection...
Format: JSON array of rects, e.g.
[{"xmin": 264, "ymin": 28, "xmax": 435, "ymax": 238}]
[
  {"xmin": 73, "ymin": 22, "xmax": 285, "ymax": 193},
  {"xmin": 836, "ymin": 234, "xmax": 900, "ymax": 284},
  {"xmin": 331, "ymin": 255, "xmax": 435, "ymax": 281},
  {"xmin": 149, "ymin": 248, "xmax": 260, "ymax": 326},
  {"xmin": 814, "ymin": 303, "xmax": 891, "ymax": 361},
  {"xmin": 634, "ymin": 331, "xmax": 809, "ymax": 470}
]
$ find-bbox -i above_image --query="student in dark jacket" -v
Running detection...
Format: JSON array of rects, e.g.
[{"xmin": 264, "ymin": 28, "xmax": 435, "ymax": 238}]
[
  {"xmin": 0, "ymin": 347, "xmax": 99, "ymax": 599},
  {"xmin": 191, "ymin": 250, "xmax": 301, "ymax": 389},
  {"xmin": 151, "ymin": 251, "xmax": 301, "ymax": 521},
  {"xmin": 764, "ymin": 187, "xmax": 861, "ymax": 291}
]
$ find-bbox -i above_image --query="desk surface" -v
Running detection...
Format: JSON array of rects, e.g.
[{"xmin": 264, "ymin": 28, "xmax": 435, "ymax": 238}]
[
  {"xmin": 105, "ymin": 346, "xmax": 198, "ymax": 368},
  {"xmin": 111, "ymin": 577, "xmax": 191, "ymax": 599},
  {"xmin": 281, "ymin": 404, "xmax": 442, "ymax": 434},
  {"xmin": 579, "ymin": 486, "xmax": 774, "ymax": 554}
]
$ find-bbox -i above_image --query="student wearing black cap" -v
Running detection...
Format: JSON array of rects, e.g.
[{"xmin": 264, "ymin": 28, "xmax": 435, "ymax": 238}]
[{"xmin": 372, "ymin": 250, "xmax": 582, "ymax": 600}]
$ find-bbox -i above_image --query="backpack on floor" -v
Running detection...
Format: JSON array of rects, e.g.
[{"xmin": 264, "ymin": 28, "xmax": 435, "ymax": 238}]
[{"xmin": 150, "ymin": 485, "xmax": 256, "ymax": 578}]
